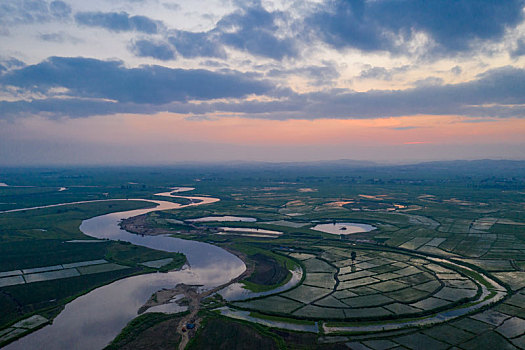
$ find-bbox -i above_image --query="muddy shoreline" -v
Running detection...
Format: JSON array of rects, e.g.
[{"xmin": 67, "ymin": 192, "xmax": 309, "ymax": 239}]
[
  {"xmin": 121, "ymin": 212, "xmax": 255, "ymax": 348},
  {"xmin": 137, "ymin": 241, "xmax": 254, "ymax": 350}
]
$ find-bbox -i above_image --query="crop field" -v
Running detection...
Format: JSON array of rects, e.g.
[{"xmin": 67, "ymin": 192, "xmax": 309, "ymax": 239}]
[
  {"xmin": 0, "ymin": 199, "xmax": 185, "ymax": 339},
  {"xmin": 1, "ymin": 163, "xmax": 525, "ymax": 349},
  {"xmin": 232, "ymin": 246, "xmax": 486, "ymax": 320}
]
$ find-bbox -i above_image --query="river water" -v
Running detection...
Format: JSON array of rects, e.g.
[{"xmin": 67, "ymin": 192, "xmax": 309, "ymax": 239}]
[
  {"xmin": 311, "ymin": 222, "xmax": 376, "ymax": 235},
  {"xmin": 5, "ymin": 194, "xmax": 246, "ymax": 350}
]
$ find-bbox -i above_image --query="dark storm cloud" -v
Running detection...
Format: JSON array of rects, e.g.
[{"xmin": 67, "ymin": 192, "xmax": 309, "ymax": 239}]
[
  {"xmin": 129, "ymin": 39, "xmax": 176, "ymax": 61},
  {"xmin": 0, "ymin": 57, "xmax": 274, "ymax": 105},
  {"xmin": 75, "ymin": 11, "xmax": 161, "ymax": 34},
  {"xmin": 307, "ymin": 0, "xmax": 525, "ymax": 55},
  {"xmin": 0, "ymin": 0, "xmax": 71, "ymax": 25}
]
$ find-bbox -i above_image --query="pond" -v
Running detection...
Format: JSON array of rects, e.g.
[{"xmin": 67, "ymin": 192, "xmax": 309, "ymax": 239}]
[
  {"xmin": 187, "ymin": 216, "xmax": 257, "ymax": 223},
  {"xmin": 311, "ymin": 222, "xmax": 376, "ymax": 235}
]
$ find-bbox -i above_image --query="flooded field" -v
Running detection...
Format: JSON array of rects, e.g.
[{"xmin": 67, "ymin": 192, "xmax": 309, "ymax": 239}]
[
  {"xmin": 220, "ymin": 268, "xmax": 303, "ymax": 301},
  {"xmin": 311, "ymin": 222, "xmax": 376, "ymax": 235},
  {"xmin": 187, "ymin": 216, "xmax": 257, "ymax": 223},
  {"xmin": 218, "ymin": 227, "xmax": 282, "ymax": 235}
]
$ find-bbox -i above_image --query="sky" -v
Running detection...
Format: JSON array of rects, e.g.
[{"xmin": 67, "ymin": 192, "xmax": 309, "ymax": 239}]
[{"xmin": 1, "ymin": 0, "xmax": 524, "ymax": 165}]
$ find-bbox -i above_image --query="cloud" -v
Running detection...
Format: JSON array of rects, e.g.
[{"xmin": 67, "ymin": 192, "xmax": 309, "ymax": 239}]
[
  {"xmin": 167, "ymin": 30, "xmax": 226, "ymax": 58},
  {"xmin": 451, "ymin": 66, "xmax": 462, "ymax": 75},
  {"xmin": 412, "ymin": 76, "xmax": 444, "ymax": 87},
  {"xmin": 0, "ymin": 56, "xmax": 274, "ymax": 105},
  {"xmin": 49, "ymin": 0, "xmax": 71, "ymax": 19},
  {"xmin": 512, "ymin": 38, "xmax": 525, "ymax": 57},
  {"xmin": 197, "ymin": 66, "xmax": 525, "ymax": 119},
  {"xmin": 0, "ymin": 98, "xmax": 148, "ymax": 118},
  {"xmin": 0, "ymin": 0, "xmax": 71, "ymax": 26},
  {"xmin": 74, "ymin": 4, "xmax": 296, "ymax": 61},
  {"xmin": 162, "ymin": 3, "xmax": 181, "ymax": 11},
  {"xmin": 358, "ymin": 65, "xmax": 411, "ymax": 81},
  {"xmin": 267, "ymin": 63, "xmax": 340, "ymax": 86},
  {"xmin": 359, "ymin": 66, "xmax": 392, "ymax": 81},
  {"xmin": 164, "ymin": 4, "xmax": 297, "ymax": 60},
  {"xmin": 129, "ymin": 39, "xmax": 176, "ymax": 60},
  {"xmin": 1, "ymin": 59, "xmax": 524, "ymax": 120},
  {"xmin": 39, "ymin": 32, "xmax": 82, "ymax": 44},
  {"xmin": 216, "ymin": 5, "xmax": 298, "ymax": 60},
  {"xmin": 307, "ymin": 0, "xmax": 525, "ymax": 55},
  {"xmin": 75, "ymin": 11, "xmax": 161, "ymax": 34},
  {"xmin": 391, "ymin": 126, "xmax": 419, "ymax": 130},
  {"xmin": 0, "ymin": 57, "xmax": 25, "ymax": 73},
  {"xmin": 73, "ymin": 5, "xmax": 299, "ymax": 61}
]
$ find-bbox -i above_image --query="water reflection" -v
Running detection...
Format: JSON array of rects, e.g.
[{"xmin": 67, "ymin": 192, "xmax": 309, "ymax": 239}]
[
  {"xmin": 187, "ymin": 216, "xmax": 257, "ymax": 223},
  {"xmin": 219, "ymin": 268, "xmax": 303, "ymax": 301},
  {"xmin": 6, "ymin": 198, "xmax": 245, "ymax": 350},
  {"xmin": 311, "ymin": 222, "xmax": 376, "ymax": 235}
]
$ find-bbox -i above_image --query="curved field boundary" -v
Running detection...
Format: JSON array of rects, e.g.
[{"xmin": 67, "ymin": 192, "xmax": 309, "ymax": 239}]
[{"xmin": 225, "ymin": 246, "xmax": 508, "ymax": 334}]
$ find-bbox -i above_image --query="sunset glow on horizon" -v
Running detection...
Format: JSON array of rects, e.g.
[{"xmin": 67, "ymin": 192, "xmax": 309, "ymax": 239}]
[{"xmin": 1, "ymin": 1, "xmax": 524, "ymax": 165}]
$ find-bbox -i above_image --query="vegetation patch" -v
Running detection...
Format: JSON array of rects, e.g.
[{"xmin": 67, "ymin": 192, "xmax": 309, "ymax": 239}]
[
  {"xmin": 105, "ymin": 312, "xmax": 186, "ymax": 350},
  {"xmin": 187, "ymin": 316, "xmax": 281, "ymax": 350},
  {"xmin": 245, "ymin": 253, "xmax": 289, "ymax": 287},
  {"xmin": 233, "ymin": 296, "xmax": 304, "ymax": 314}
]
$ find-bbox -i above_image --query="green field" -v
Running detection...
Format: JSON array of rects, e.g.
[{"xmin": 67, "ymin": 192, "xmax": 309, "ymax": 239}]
[
  {"xmin": 0, "ymin": 199, "xmax": 185, "ymax": 343},
  {"xmin": 1, "ymin": 162, "xmax": 525, "ymax": 349}
]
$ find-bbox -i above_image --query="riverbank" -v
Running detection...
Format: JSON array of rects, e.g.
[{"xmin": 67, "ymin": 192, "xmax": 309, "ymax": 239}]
[
  {"xmin": 136, "ymin": 249, "xmax": 255, "ymax": 350},
  {"xmin": 4, "ymin": 194, "xmax": 246, "ymax": 350},
  {"xmin": 137, "ymin": 244, "xmax": 256, "ymax": 314}
]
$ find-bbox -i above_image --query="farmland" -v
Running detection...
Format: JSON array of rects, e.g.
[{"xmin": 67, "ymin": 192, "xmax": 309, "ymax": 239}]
[
  {"xmin": 0, "ymin": 198, "xmax": 186, "ymax": 346},
  {"xmin": 1, "ymin": 161, "xmax": 525, "ymax": 349}
]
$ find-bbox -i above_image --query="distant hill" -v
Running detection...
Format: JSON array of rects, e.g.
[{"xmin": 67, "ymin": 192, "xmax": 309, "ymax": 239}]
[{"xmin": 386, "ymin": 159, "xmax": 525, "ymax": 176}]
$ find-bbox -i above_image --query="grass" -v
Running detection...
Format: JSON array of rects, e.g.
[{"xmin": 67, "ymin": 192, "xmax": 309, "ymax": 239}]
[
  {"xmin": 0, "ymin": 267, "xmax": 140, "ymax": 328},
  {"xmin": 243, "ymin": 253, "xmax": 290, "ymax": 289},
  {"xmin": 0, "ymin": 200, "xmax": 157, "ymax": 242},
  {"xmin": 233, "ymin": 296, "xmax": 304, "ymax": 314},
  {"xmin": 0, "ymin": 200, "xmax": 186, "ymax": 335},
  {"xmin": 248, "ymin": 311, "xmax": 316, "ymax": 325},
  {"xmin": 105, "ymin": 312, "xmax": 187, "ymax": 350},
  {"xmin": 241, "ymin": 278, "xmax": 292, "ymax": 293},
  {"xmin": 187, "ymin": 314, "xmax": 285, "ymax": 350},
  {"xmin": 1, "ymin": 164, "xmax": 524, "ymax": 348},
  {"xmin": 104, "ymin": 241, "xmax": 185, "ymax": 268},
  {"xmin": 228, "ymin": 243, "xmax": 299, "ymax": 292}
]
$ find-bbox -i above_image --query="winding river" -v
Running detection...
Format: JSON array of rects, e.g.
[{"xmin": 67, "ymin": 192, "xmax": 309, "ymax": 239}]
[{"xmin": 5, "ymin": 191, "xmax": 246, "ymax": 350}]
